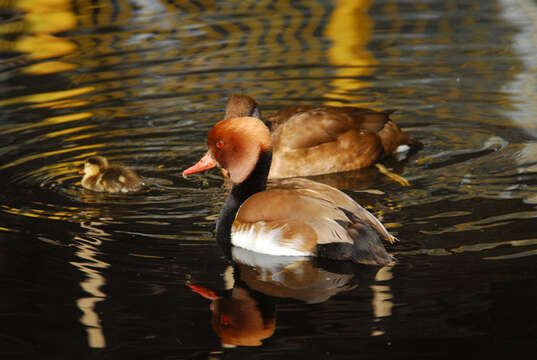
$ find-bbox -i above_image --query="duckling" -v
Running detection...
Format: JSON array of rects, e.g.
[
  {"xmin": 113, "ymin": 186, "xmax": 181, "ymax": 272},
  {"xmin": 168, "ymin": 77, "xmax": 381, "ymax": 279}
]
[{"xmin": 79, "ymin": 156, "xmax": 142, "ymax": 193}]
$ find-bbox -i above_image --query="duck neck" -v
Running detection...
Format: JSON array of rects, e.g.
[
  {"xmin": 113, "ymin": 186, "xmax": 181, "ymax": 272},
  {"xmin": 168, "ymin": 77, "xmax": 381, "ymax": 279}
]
[{"xmin": 216, "ymin": 150, "xmax": 272, "ymax": 243}]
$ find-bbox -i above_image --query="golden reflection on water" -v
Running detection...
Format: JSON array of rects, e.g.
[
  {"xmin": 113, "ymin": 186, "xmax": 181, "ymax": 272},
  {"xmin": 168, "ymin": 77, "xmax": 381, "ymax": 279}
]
[
  {"xmin": 370, "ymin": 264, "xmax": 393, "ymax": 336},
  {"xmin": 0, "ymin": 87, "xmax": 94, "ymax": 107},
  {"xmin": 7, "ymin": 0, "xmax": 77, "ymax": 74},
  {"xmin": 398, "ymin": 237, "xmax": 537, "ymax": 260},
  {"xmin": 31, "ymin": 98, "xmax": 90, "ymax": 110},
  {"xmin": 1, "ymin": 112, "xmax": 93, "ymax": 135},
  {"xmin": 0, "ymin": 226, "xmax": 17, "ymax": 232},
  {"xmin": 41, "ymin": 125, "xmax": 97, "ymax": 140},
  {"xmin": 0, "ymin": 143, "xmax": 104, "ymax": 171},
  {"xmin": 1, "ymin": 204, "xmax": 73, "ymax": 221},
  {"xmin": 421, "ymin": 210, "xmax": 537, "ymax": 234},
  {"xmin": 16, "ymin": 33, "xmax": 76, "ymax": 60},
  {"xmin": 23, "ymin": 60, "xmax": 77, "ymax": 74},
  {"xmin": 70, "ymin": 221, "xmax": 111, "ymax": 349},
  {"xmin": 325, "ymin": 0, "xmax": 376, "ymax": 106}
]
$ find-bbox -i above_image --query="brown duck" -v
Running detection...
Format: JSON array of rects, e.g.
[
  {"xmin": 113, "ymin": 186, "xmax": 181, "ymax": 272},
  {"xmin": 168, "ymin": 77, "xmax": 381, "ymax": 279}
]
[
  {"xmin": 183, "ymin": 116, "xmax": 396, "ymax": 266},
  {"xmin": 225, "ymin": 94, "xmax": 421, "ymax": 182}
]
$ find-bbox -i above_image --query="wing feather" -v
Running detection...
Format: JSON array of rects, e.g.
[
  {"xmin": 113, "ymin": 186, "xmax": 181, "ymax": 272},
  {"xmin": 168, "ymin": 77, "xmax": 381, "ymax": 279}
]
[{"xmin": 234, "ymin": 178, "xmax": 395, "ymax": 257}]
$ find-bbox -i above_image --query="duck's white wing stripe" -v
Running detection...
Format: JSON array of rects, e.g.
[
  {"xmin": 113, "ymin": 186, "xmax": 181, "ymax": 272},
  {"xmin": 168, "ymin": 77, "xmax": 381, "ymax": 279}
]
[{"xmin": 232, "ymin": 222, "xmax": 311, "ymax": 256}]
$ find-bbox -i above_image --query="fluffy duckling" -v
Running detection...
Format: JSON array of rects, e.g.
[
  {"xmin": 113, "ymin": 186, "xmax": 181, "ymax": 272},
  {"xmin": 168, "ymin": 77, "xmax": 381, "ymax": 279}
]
[
  {"xmin": 225, "ymin": 94, "xmax": 421, "ymax": 183},
  {"xmin": 79, "ymin": 155, "xmax": 142, "ymax": 193}
]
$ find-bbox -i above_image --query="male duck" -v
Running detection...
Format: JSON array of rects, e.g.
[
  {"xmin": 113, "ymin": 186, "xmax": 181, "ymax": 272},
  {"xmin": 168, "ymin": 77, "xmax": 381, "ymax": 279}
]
[{"xmin": 183, "ymin": 116, "xmax": 396, "ymax": 266}]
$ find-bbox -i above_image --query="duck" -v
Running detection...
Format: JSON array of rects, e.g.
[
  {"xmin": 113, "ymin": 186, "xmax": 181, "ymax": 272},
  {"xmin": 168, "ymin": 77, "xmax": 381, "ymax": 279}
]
[
  {"xmin": 230, "ymin": 247, "xmax": 371, "ymax": 303},
  {"xmin": 224, "ymin": 94, "xmax": 422, "ymax": 183},
  {"xmin": 187, "ymin": 283, "xmax": 276, "ymax": 347},
  {"xmin": 79, "ymin": 155, "xmax": 142, "ymax": 193},
  {"xmin": 183, "ymin": 116, "xmax": 396, "ymax": 266},
  {"xmin": 186, "ymin": 246, "xmax": 383, "ymax": 346}
]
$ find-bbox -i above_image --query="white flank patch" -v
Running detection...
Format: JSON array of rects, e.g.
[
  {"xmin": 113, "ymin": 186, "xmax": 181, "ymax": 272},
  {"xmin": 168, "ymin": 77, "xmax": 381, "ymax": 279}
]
[
  {"xmin": 231, "ymin": 222, "xmax": 311, "ymax": 256},
  {"xmin": 118, "ymin": 175, "xmax": 126, "ymax": 183},
  {"xmin": 232, "ymin": 247, "xmax": 308, "ymax": 270},
  {"xmin": 395, "ymin": 144, "xmax": 410, "ymax": 153}
]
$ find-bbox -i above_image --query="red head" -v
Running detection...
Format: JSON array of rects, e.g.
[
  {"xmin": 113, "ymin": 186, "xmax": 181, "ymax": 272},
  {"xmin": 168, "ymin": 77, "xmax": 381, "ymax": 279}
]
[
  {"xmin": 183, "ymin": 116, "xmax": 271, "ymax": 184},
  {"xmin": 188, "ymin": 283, "xmax": 275, "ymax": 347}
]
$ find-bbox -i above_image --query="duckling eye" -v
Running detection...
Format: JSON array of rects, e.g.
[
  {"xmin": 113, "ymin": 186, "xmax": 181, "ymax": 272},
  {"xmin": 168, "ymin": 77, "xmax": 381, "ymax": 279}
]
[{"xmin": 216, "ymin": 139, "xmax": 225, "ymax": 149}]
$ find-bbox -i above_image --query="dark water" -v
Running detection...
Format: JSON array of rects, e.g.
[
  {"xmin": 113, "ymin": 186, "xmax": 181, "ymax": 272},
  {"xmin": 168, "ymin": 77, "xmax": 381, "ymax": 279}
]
[{"xmin": 1, "ymin": 0, "xmax": 537, "ymax": 358}]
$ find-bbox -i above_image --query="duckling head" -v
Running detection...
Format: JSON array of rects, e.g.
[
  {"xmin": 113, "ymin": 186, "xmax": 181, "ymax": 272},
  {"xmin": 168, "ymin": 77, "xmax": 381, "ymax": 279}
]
[{"xmin": 80, "ymin": 156, "xmax": 108, "ymax": 177}]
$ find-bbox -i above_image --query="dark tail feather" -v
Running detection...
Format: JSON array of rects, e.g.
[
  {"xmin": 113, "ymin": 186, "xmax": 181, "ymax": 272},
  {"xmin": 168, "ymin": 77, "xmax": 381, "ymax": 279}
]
[
  {"xmin": 409, "ymin": 137, "xmax": 423, "ymax": 151},
  {"xmin": 347, "ymin": 223, "xmax": 394, "ymax": 266},
  {"xmin": 316, "ymin": 222, "xmax": 394, "ymax": 266}
]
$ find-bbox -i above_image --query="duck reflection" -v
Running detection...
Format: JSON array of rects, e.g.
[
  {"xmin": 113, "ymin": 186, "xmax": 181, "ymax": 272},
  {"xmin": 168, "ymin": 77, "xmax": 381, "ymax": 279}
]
[
  {"xmin": 188, "ymin": 247, "xmax": 382, "ymax": 347},
  {"xmin": 188, "ymin": 281, "xmax": 276, "ymax": 347}
]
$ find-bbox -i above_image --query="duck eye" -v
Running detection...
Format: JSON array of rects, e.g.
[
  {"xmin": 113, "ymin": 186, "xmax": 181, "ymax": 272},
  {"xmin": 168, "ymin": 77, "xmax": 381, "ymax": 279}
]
[
  {"xmin": 216, "ymin": 139, "xmax": 225, "ymax": 149},
  {"xmin": 220, "ymin": 314, "xmax": 230, "ymax": 328}
]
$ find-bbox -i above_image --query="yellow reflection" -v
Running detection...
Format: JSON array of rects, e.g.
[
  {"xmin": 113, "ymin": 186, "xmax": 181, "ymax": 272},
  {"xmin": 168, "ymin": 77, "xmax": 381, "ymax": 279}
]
[
  {"xmin": 398, "ymin": 237, "xmax": 537, "ymax": 259},
  {"xmin": 0, "ymin": 143, "xmax": 104, "ymax": 170},
  {"xmin": 1, "ymin": 112, "xmax": 92, "ymax": 135},
  {"xmin": 452, "ymin": 238, "xmax": 537, "ymax": 254},
  {"xmin": 32, "ymin": 99, "xmax": 90, "ymax": 109},
  {"xmin": 45, "ymin": 112, "xmax": 92, "ymax": 123},
  {"xmin": 324, "ymin": 0, "xmax": 377, "ymax": 105},
  {"xmin": 370, "ymin": 264, "xmax": 393, "ymax": 336},
  {"xmin": 23, "ymin": 60, "xmax": 77, "ymax": 75},
  {"xmin": 129, "ymin": 253, "xmax": 165, "ymax": 259},
  {"xmin": 420, "ymin": 211, "xmax": 537, "ymax": 235},
  {"xmin": 71, "ymin": 221, "xmax": 111, "ymax": 349},
  {"xmin": 6, "ymin": 0, "xmax": 77, "ymax": 74},
  {"xmin": 0, "ymin": 86, "xmax": 94, "ymax": 107},
  {"xmin": 485, "ymin": 249, "xmax": 537, "ymax": 260},
  {"xmin": 1, "ymin": 204, "xmax": 72, "ymax": 221},
  {"xmin": 23, "ymin": 9, "xmax": 76, "ymax": 34},
  {"xmin": 15, "ymin": 33, "xmax": 76, "ymax": 60},
  {"xmin": 42, "ymin": 125, "xmax": 96, "ymax": 139}
]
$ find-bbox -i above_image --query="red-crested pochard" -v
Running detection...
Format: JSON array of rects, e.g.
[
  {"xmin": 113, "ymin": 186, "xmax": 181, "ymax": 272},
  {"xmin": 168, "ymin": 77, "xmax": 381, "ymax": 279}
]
[
  {"xmin": 183, "ymin": 116, "xmax": 396, "ymax": 266},
  {"xmin": 224, "ymin": 94, "xmax": 421, "ymax": 183},
  {"xmin": 187, "ymin": 283, "xmax": 275, "ymax": 347},
  {"xmin": 79, "ymin": 155, "xmax": 142, "ymax": 193}
]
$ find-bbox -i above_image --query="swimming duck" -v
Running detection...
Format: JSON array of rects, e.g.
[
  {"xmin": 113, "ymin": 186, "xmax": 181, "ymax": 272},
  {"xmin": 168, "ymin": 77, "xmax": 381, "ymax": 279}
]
[
  {"xmin": 225, "ymin": 94, "xmax": 421, "ymax": 181},
  {"xmin": 188, "ymin": 282, "xmax": 275, "ymax": 347},
  {"xmin": 183, "ymin": 116, "xmax": 396, "ymax": 266},
  {"xmin": 79, "ymin": 155, "xmax": 142, "ymax": 193}
]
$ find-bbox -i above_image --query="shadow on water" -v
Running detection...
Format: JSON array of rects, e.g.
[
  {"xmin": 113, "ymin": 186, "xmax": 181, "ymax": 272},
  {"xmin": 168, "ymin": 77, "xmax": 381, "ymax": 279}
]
[{"xmin": 1, "ymin": 0, "xmax": 537, "ymax": 358}]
